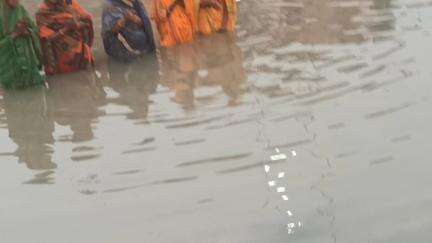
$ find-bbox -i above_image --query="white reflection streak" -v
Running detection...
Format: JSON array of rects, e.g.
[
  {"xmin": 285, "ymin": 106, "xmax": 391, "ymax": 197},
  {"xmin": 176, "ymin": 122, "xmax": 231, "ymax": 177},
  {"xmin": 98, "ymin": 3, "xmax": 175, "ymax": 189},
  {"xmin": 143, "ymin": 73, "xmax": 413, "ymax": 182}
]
[
  {"xmin": 264, "ymin": 164, "xmax": 271, "ymax": 173},
  {"xmin": 251, "ymin": 50, "xmax": 302, "ymax": 235},
  {"xmin": 268, "ymin": 180, "xmax": 276, "ymax": 187},
  {"xmin": 270, "ymin": 153, "xmax": 287, "ymax": 161},
  {"xmin": 265, "ymin": 148, "xmax": 303, "ymax": 235},
  {"xmin": 277, "ymin": 187, "xmax": 286, "ymax": 193}
]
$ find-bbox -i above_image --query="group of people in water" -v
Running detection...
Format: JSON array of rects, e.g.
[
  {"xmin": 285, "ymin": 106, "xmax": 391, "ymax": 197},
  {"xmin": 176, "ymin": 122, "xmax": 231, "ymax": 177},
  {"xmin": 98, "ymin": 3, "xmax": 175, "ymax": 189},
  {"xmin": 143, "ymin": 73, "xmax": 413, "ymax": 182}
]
[
  {"xmin": 0, "ymin": 31, "xmax": 246, "ymax": 171},
  {"xmin": 0, "ymin": 0, "xmax": 237, "ymax": 89}
]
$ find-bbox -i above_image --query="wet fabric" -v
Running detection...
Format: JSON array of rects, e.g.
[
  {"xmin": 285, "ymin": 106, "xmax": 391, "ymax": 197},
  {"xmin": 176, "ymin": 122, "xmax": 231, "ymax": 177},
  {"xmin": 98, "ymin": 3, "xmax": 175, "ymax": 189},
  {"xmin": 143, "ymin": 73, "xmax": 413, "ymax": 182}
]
[
  {"xmin": 36, "ymin": 0, "xmax": 94, "ymax": 75},
  {"xmin": 102, "ymin": 0, "xmax": 156, "ymax": 62},
  {"xmin": 198, "ymin": 0, "xmax": 237, "ymax": 35},
  {"xmin": 152, "ymin": 0, "xmax": 195, "ymax": 47},
  {"xmin": 0, "ymin": 0, "xmax": 44, "ymax": 89}
]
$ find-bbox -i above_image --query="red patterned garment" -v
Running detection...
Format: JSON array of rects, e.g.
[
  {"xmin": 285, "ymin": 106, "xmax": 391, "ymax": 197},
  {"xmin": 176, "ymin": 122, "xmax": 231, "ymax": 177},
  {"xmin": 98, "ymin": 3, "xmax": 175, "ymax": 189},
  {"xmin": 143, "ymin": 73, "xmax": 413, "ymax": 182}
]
[{"xmin": 36, "ymin": 0, "xmax": 94, "ymax": 75}]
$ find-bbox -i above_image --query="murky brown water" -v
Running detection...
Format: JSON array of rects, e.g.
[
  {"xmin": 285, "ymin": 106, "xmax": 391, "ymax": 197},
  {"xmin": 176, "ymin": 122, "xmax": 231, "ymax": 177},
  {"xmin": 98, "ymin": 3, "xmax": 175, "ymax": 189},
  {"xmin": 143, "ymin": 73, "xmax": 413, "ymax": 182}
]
[{"xmin": 1, "ymin": 0, "xmax": 432, "ymax": 242}]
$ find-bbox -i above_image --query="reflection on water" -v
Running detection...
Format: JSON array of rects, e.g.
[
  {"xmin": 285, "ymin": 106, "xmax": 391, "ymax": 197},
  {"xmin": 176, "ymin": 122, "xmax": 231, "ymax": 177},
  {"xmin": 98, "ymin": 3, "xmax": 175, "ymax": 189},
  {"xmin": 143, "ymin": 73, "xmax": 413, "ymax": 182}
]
[
  {"xmin": 195, "ymin": 34, "xmax": 247, "ymax": 106},
  {"xmin": 106, "ymin": 55, "xmax": 159, "ymax": 120},
  {"xmin": 2, "ymin": 88, "xmax": 56, "ymax": 170},
  {"xmin": 3, "ymin": 0, "xmax": 432, "ymax": 242},
  {"xmin": 160, "ymin": 34, "xmax": 246, "ymax": 110},
  {"xmin": 238, "ymin": 0, "xmax": 396, "ymax": 47},
  {"xmin": 0, "ymin": 32, "xmax": 247, "ymax": 171},
  {"xmin": 48, "ymin": 72, "xmax": 107, "ymax": 143}
]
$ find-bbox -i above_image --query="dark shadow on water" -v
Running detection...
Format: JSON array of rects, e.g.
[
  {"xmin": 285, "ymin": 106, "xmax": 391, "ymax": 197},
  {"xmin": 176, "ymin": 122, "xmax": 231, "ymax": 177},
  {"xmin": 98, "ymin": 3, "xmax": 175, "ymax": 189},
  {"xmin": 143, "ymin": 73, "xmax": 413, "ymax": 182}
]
[{"xmin": 176, "ymin": 152, "xmax": 253, "ymax": 168}]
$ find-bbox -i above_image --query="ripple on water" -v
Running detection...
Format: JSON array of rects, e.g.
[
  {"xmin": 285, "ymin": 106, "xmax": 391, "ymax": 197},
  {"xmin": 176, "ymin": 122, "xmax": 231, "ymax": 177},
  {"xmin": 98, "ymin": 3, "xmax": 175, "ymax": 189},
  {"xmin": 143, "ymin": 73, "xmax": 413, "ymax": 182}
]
[{"xmin": 2, "ymin": 0, "xmax": 432, "ymax": 242}]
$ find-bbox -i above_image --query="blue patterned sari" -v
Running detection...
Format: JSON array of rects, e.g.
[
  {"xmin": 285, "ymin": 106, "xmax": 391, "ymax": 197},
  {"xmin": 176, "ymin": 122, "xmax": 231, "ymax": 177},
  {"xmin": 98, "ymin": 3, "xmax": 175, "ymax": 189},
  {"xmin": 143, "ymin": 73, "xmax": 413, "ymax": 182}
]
[{"xmin": 102, "ymin": 0, "xmax": 155, "ymax": 62}]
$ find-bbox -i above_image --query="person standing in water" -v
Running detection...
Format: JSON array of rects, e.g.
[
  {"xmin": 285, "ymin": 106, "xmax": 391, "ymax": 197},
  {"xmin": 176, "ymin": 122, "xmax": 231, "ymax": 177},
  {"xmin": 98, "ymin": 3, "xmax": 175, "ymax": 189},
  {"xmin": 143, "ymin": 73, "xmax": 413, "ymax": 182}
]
[
  {"xmin": 152, "ymin": 0, "xmax": 195, "ymax": 47},
  {"xmin": 0, "ymin": 0, "xmax": 44, "ymax": 89},
  {"xmin": 102, "ymin": 0, "xmax": 156, "ymax": 62},
  {"xmin": 197, "ymin": 0, "xmax": 237, "ymax": 35},
  {"xmin": 36, "ymin": 0, "xmax": 94, "ymax": 75}
]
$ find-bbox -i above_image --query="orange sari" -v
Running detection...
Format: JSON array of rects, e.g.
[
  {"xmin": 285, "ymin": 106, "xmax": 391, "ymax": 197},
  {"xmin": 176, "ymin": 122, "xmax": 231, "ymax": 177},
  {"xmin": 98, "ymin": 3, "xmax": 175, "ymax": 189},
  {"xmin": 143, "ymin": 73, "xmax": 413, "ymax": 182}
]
[
  {"xmin": 152, "ymin": 0, "xmax": 196, "ymax": 47},
  {"xmin": 198, "ymin": 0, "xmax": 236, "ymax": 35}
]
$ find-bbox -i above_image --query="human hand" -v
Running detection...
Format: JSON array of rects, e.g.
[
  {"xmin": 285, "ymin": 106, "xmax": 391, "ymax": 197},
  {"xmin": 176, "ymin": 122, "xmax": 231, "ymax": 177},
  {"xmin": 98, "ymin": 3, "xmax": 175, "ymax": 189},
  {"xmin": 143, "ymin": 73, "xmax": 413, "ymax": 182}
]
[
  {"xmin": 12, "ymin": 21, "xmax": 30, "ymax": 38},
  {"xmin": 112, "ymin": 18, "xmax": 126, "ymax": 33},
  {"xmin": 125, "ymin": 11, "xmax": 142, "ymax": 25},
  {"xmin": 157, "ymin": 7, "xmax": 167, "ymax": 20},
  {"xmin": 74, "ymin": 21, "xmax": 84, "ymax": 30},
  {"xmin": 11, "ymin": 31, "xmax": 19, "ymax": 39}
]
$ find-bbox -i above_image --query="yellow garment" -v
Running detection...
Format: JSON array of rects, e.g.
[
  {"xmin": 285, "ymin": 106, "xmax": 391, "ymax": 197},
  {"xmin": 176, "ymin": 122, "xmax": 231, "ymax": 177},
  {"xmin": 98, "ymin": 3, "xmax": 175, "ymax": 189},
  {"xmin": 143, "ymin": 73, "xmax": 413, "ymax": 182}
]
[
  {"xmin": 152, "ymin": 0, "xmax": 196, "ymax": 47},
  {"xmin": 198, "ymin": 0, "xmax": 237, "ymax": 35}
]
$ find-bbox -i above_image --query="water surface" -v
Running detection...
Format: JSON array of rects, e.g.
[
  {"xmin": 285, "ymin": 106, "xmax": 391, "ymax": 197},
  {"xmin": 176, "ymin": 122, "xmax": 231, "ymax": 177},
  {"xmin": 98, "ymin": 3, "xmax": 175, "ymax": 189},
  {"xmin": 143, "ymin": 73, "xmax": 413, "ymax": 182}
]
[{"xmin": 1, "ymin": 0, "xmax": 432, "ymax": 242}]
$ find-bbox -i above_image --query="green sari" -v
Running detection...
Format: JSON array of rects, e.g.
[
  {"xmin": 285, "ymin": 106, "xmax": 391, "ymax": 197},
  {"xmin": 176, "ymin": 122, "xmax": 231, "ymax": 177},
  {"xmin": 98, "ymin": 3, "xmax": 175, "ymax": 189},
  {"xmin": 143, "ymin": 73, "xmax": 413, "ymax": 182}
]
[{"xmin": 0, "ymin": 0, "xmax": 44, "ymax": 89}]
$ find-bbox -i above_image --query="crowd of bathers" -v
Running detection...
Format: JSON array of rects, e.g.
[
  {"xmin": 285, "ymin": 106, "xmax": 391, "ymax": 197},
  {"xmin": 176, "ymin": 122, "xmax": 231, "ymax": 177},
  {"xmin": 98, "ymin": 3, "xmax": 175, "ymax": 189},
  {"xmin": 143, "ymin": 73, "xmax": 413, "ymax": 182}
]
[{"xmin": 0, "ymin": 0, "xmax": 237, "ymax": 89}]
